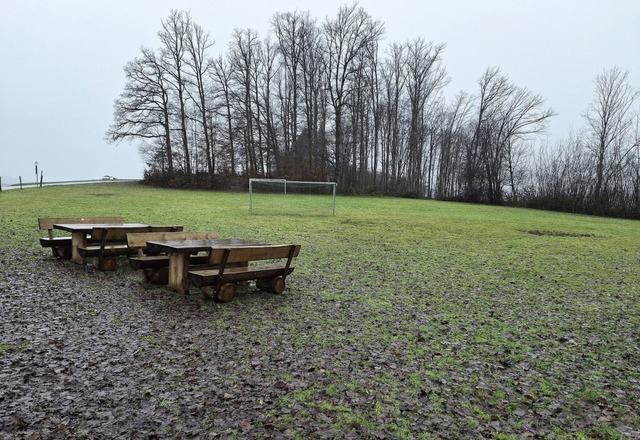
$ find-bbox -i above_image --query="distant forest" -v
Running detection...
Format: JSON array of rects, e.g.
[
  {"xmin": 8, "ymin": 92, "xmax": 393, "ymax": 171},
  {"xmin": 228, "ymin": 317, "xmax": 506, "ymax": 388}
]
[{"xmin": 106, "ymin": 5, "xmax": 639, "ymax": 219}]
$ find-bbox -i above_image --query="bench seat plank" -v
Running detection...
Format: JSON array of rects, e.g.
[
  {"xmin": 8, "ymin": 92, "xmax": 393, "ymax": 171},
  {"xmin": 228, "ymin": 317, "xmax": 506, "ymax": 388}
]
[
  {"xmin": 129, "ymin": 254, "xmax": 209, "ymax": 270},
  {"xmin": 129, "ymin": 255, "xmax": 171, "ymax": 269},
  {"xmin": 188, "ymin": 264, "xmax": 295, "ymax": 287},
  {"xmin": 142, "ymin": 261, "xmax": 217, "ymax": 285},
  {"xmin": 39, "ymin": 236, "xmax": 73, "ymax": 248},
  {"xmin": 77, "ymin": 243, "xmax": 133, "ymax": 258}
]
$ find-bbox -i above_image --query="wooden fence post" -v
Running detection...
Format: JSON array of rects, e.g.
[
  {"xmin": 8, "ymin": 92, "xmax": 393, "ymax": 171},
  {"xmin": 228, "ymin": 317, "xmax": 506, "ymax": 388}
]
[{"xmin": 19, "ymin": 176, "xmax": 22, "ymax": 189}]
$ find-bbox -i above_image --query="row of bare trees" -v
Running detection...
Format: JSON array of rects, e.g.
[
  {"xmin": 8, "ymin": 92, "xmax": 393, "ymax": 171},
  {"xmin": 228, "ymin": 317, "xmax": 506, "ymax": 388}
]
[
  {"xmin": 106, "ymin": 6, "xmax": 639, "ymax": 218},
  {"xmin": 528, "ymin": 67, "xmax": 639, "ymax": 217}
]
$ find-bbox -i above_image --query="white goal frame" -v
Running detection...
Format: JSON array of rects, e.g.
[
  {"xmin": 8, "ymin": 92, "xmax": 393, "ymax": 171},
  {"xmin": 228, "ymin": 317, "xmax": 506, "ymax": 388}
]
[{"xmin": 249, "ymin": 178, "xmax": 337, "ymax": 215}]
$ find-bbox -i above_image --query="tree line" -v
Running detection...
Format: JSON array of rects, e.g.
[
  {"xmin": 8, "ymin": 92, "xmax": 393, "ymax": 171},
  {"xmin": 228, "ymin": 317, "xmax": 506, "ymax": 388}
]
[{"xmin": 106, "ymin": 5, "xmax": 640, "ymax": 219}]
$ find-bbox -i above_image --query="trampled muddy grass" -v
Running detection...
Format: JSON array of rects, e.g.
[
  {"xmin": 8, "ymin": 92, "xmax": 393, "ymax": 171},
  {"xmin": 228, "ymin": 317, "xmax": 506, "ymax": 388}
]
[{"xmin": 0, "ymin": 182, "xmax": 638, "ymax": 438}]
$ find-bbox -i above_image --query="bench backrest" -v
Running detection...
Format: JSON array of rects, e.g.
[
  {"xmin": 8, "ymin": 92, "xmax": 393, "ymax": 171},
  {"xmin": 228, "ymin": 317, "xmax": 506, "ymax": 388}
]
[
  {"xmin": 91, "ymin": 226, "xmax": 150, "ymax": 243},
  {"xmin": 91, "ymin": 225, "xmax": 182, "ymax": 243},
  {"xmin": 38, "ymin": 217, "xmax": 125, "ymax": 238},
  {"xmin": 126, "ymin": 230, "xmax": 220, "ymax": 251},
  {"xmin": 208, "ymin": 244, "xmax": 301, "ymax": 266}
]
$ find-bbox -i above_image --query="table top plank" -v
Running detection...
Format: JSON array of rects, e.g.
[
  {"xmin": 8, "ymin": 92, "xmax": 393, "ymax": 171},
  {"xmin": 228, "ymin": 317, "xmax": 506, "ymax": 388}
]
[
  {"xmin": 54, "ymin": 223, "xmax": 150, "ymax": 233},
  {"xmin": 146, "ymin": 238, "xmax": 266, "ymax": 254}
]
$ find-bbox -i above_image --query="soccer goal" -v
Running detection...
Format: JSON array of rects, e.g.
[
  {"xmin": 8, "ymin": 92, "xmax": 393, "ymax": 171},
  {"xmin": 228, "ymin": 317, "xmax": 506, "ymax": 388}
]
[{"xmin": 249, "ymin": 179, "xmax": 337, "ymax": 216}]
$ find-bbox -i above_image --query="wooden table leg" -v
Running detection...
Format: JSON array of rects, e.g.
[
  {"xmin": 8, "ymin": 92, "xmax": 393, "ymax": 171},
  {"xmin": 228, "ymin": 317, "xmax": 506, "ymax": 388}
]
[
  {"xmin": 70, "ymin": 232, "xmax": 87, "ymax": 265},
  {"xmin": 167, "ymin": 252, "xmax": 190, "ymax": 294}
]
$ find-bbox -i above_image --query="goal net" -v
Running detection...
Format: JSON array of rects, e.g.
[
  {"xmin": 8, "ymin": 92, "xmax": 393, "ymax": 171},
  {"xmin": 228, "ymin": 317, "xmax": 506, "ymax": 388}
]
[{"xmin": 249, "ymin": 179, "xmax": 337, "ymax": 216}]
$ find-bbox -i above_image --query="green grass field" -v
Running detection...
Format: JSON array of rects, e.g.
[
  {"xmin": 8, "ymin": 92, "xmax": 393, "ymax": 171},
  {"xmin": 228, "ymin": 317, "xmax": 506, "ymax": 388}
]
[{"xmin": 1, "ymin": 182, "xmax": 639, "ymax": 438}]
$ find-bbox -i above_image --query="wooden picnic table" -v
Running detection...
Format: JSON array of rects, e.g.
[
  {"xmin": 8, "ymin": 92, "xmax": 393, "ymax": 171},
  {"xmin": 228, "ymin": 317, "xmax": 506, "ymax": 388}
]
[
  {"xmin": 146, "ymin": 238, "xmax": 266, "ymax": 294},
  {"xmin": 54, "ymin": 223, "xmax": 150, "ymax": 264}
]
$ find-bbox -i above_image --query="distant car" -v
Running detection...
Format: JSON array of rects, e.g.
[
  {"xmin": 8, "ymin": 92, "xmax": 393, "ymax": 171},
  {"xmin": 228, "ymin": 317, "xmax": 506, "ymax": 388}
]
[{"xmin": 101, "ymin": 175, "xmax": 117, "ymax": 180}]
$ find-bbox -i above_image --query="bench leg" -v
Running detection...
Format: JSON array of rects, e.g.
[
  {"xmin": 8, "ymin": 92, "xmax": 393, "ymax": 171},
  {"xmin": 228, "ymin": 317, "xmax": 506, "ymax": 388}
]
[
  {"xmin": 71, "ymin": 232, "xmax": 87, "ymax": 264},
  {"xmin": 167, "ymin": 253, "xmax": 190, "ymax": 294},
  {"xmin": 256, "ymin": 276, "xmax": 285, "ymax": 294}
]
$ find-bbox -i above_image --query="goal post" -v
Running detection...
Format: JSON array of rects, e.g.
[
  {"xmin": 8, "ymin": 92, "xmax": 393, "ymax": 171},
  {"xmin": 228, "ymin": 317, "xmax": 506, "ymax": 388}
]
[{"xmin": 249, "ymin": 179, "xmax": 337, "ymax": 216}]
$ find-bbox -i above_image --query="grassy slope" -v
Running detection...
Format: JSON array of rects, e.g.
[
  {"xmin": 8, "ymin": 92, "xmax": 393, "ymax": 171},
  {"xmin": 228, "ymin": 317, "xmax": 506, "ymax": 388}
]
[{"xmin": 1, "ymin": 182, "xmax": 639, "ymax": 438}]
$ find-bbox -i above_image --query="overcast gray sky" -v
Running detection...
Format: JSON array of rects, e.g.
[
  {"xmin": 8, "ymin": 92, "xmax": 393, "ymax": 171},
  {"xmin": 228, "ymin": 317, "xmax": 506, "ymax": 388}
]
[{"xmin": 1, "ymin": 0, "xmax": 638, "ymax": 184}]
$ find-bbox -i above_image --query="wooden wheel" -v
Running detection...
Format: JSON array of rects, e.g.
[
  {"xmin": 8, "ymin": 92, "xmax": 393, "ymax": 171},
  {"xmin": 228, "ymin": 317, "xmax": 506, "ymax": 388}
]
[
  {"xmin": 271, "ymin": 276, "xmax": 286, "ymax": 294},
  {"xmin": 217, "ymin": 283, "xmax": 236, "ymax": 303},
  {"xmin": 256, "ymin": 276, "xmax": 285, "ymax": 294}
]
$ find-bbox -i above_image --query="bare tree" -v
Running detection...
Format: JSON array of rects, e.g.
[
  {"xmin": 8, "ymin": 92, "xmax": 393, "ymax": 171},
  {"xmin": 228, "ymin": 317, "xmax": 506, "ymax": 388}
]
[
  {"xmin": 504, "ymin": 138, "xmax": 532, "ymax": 203},
  {"xmin": 403, "ymin": 39, "xmax": 448, "ymax": 194},
  {"xmin": 344, "ymin": 48, "xmax": 374, "ymax": 190},
  {"xmin": 436, "ymin": 92, "xmax": 472, "ymax": 199},
  {"xmin": 469, "ymin": 67, "xmax": 554, "ymax": 203},
  {"xmin": 159, "ymin": 10, "xmax": 192, "ymax": 175},
  {"xmin": 583, "ymin": 66, "xmax": 638, "ymax": 200},
  {"xmin": 272, "ymin": 10, "xmax": 326, "ymax": 178},
  {"xmin": 322, "ymin": 2, "xmax": 384, "ymax": 185},
  {"xmin": 530, "ymin": 134, "xmax": 594, "ymax": 213},
  {"xmin": 498, "ymin": 86, "xmax": 555, "ymax": 202},
  {"xmin": 228, "ymin": 28, "xmax": 262, "ymax": 175},
  {"xmin": 185, "ymin": 20, "xmax": 215, "ymax": 175},
  {"xmin": 106, "ymin": 47, "xmax": 174, "ymax": 174},
  {"xmin": 256, "ymin": 38, "xmax": 280, "ymax": 177},
  {"xmin": 272, "ymin": 11, "xmax": 306, "ymax": 153},
  {"xmin": 632, "ymin": 117, "xmax": 640, "ymax": 209},
  {"xmin": 380, "ymin": 43, "xmax": 406, "ymax": 191},
  {"xmin": 466, "ymin": 67, "xmax": 513, "ymax": 201},
  {"xmin": 250, "ymin": 39, "xmax": 268, "ymax": 176},
  {"xmin": 210, "ymin": 56, "xmax": 237, "ymax": 173},
  {"xmin": 366, "ymin": 38, "xmax": 382, "ymax": 186}
]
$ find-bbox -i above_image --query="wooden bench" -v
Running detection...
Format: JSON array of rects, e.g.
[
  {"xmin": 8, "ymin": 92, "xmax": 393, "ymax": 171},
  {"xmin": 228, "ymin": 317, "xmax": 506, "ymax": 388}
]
[
  {"xmin": 78, "ymin": 225, "xmax": 182, "ymax": 270},
  {"xmin": 127, "ymin": 231, "xmax": 219, "ymax": 283},
  {"xmin": 188, "ymin": 244, "xmax": 301, "ymax": 302},
  {"xmin": 38, "ymin": 216, "xmax": 124, "ymax": 259}
]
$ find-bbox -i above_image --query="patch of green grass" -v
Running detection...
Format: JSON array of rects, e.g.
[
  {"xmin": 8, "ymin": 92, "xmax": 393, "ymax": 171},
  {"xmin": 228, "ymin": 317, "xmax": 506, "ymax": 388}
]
[
  {"xmin": 159, "ymin": 398, "xmax": 175, "ymax": 409},
  {"xmin": 143, "ymin": 335, "xmax": 158, "ymax": 344},
  {"xmin": 316, "ymin": 401, "xmax": 351, "ymax": 413},
  {"xmin": 492, "ymin": 433, "xmax": 519, "ymax": 440},
  {"xmin": 293, "ymin": 387, "xmax": 316, "ymax": 402},
  {"xmin": 0, "ymin": 341, "xmax": 30, "ymax": 354},
  {"xmin": 276, "ymin": 414, "xmax": 295, "ymax": 426},
  {"xmin": 551, "ymin": 425, "xmax": 627, "ymax": 440},
  {"xmin": 473, "ymin": 406, "xmax": 492, "ymax": 421},
  {"xmin": 335, "ymin": 411, "xmax": 376, "ymax": 432},
  {"xmin": 584, "ymin": 425, "xmax": 626, "ymax": 439},
  {"xmin": 73, "ymin": 429, "xmax": 89, "ymax": 439}
]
